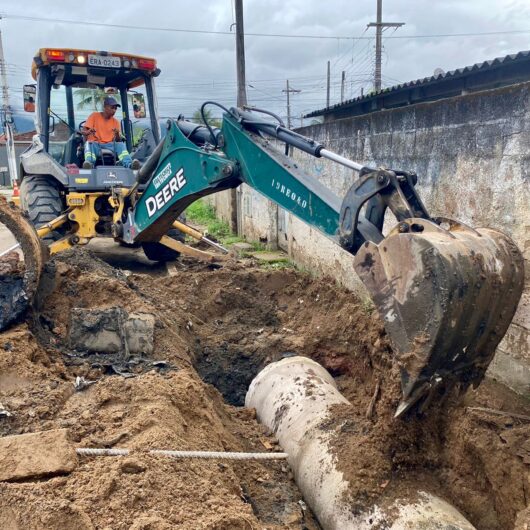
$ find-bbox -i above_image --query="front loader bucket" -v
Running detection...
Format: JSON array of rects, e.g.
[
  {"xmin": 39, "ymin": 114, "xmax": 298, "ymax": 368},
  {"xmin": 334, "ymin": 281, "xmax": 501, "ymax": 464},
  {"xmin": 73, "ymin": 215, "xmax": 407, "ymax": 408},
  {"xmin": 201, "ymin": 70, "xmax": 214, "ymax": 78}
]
[
  {"xmin": 0, "ymin": 197, "xmax": 46, "ymax": 330},
  {"xmin": 354, "ymin": 217, "xmax": 524, "ymax": 416}
]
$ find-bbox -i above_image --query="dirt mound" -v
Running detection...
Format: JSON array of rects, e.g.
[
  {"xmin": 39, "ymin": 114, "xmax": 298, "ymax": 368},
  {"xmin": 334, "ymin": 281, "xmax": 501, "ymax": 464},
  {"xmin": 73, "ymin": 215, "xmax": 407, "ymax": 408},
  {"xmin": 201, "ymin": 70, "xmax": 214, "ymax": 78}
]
[{"xmin": 0, "ymin": 248, "xmax": 528, "ymax": 529}]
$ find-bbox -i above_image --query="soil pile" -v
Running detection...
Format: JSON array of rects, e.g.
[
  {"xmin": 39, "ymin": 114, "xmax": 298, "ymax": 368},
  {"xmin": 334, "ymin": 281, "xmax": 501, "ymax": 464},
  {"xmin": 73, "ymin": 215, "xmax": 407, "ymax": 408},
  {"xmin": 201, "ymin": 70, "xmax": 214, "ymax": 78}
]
[{"xmin": 0, "ymin": 247, "xmax": 528, "ymax": 529}]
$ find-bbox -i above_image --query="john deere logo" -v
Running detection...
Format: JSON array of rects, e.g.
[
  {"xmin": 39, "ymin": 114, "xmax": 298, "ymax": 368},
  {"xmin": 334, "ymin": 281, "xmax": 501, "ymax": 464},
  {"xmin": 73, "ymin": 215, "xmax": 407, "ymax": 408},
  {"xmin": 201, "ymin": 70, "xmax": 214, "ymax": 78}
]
[
  {"xmin": 107, "ymin": 171, "xmax": 117, "ymax": 179},
  {"xmin": 153, "ymin": 163, "xmax": 172, "ymax": 190}
]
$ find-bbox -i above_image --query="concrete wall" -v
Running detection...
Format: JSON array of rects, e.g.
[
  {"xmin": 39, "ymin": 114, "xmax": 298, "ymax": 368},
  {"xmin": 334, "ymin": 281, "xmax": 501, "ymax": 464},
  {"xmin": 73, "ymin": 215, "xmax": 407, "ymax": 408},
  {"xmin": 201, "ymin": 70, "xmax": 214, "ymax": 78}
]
[
  {"xmin": 208, "ymin": 82, "xmax": 530, "ymax": 394},
  {"xmin": 0, "ymin": 143, "xmax": 31, "ymax": 185}
]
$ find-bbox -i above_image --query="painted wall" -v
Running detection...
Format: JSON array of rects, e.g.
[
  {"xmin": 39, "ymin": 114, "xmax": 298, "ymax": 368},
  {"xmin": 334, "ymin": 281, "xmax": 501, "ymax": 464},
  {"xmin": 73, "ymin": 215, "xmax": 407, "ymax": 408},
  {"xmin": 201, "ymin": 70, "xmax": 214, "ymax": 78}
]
[{"xmin": 207, "ymin": 82, "xmax": 530, "ymax": 394}]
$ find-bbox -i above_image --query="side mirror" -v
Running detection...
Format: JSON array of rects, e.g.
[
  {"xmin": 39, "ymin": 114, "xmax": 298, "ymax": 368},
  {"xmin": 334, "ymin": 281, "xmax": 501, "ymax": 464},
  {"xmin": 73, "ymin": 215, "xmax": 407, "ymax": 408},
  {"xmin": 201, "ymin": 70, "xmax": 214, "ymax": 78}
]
[
  {"xmin": 23, "ymin": 84, "xmax": 36, "ymax": 113},
  {"xmin": 130, "ymin": 93, "xmax": 146, "ymax": 119}
]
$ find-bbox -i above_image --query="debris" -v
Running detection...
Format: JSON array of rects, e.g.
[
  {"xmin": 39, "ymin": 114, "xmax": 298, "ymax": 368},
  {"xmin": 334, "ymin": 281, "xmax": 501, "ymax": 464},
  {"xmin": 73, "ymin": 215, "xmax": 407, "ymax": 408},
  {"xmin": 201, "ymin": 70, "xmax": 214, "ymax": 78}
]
[
  {"xmin": 0, "ymin": 403, "xmax": 12, "ymax": 417},
  {"xmin": 467, "ymin": 407, "xmax": 530, "ymax": 422},
  {"xmin": 73, "ymin": 376, "xmax": 97, "ymax": 392},
  {"xmin": 151, "ymin": 360, "xmax": 170, "ymax": 368},
  {"xmin": 120, "ymin": 458, "xmax": 146, "ymax": 474},
  {"xmin": 260, "ymin": 438, "xmax": 274, "ymax": 450},
  {"xmin": 109, "ymin": 365, "xmax": 136, "ymax": 378},
  {"xmin": 0, "ymin": 429, "xmax": 77, "ymax": 482},
  {"xmin": 69, "ymin": 308, "xmax": 155, "ymax": 355}
]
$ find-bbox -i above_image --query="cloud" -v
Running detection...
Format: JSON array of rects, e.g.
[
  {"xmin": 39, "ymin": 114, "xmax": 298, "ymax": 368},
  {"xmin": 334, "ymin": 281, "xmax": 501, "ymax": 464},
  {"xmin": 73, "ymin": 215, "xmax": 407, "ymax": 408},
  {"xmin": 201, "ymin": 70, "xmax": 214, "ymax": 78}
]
[{"xmin": 1, "ymin": 0, "xmax": 528, "ymax": 123}]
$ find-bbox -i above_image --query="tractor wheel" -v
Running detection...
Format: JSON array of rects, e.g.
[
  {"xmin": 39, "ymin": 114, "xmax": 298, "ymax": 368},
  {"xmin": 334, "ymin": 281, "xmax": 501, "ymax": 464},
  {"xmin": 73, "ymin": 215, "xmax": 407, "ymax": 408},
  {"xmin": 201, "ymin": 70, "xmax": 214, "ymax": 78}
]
[
  {"xmin": 142, "ymin": 215, "xmax": 186, "ymax": 262},
  {"xmin": 20, "ymin": 175, "xmax": 65, "ymax": 243}
]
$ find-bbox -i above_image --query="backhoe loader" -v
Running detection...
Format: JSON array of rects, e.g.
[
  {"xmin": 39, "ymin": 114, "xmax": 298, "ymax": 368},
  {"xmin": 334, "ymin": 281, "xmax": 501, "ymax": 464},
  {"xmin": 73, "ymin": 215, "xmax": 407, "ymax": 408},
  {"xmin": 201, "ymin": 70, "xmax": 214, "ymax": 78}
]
[{"xmin": 0, "ymin": 48, "xmax": 524, "ymax": 417}]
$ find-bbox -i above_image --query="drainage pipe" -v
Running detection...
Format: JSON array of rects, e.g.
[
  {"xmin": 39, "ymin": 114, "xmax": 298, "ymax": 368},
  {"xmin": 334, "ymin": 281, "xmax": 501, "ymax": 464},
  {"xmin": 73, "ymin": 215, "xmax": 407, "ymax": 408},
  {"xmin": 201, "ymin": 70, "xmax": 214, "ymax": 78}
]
[{"xmin": 245, "ymin": 356, "xmax": 476, "ymax": 530}]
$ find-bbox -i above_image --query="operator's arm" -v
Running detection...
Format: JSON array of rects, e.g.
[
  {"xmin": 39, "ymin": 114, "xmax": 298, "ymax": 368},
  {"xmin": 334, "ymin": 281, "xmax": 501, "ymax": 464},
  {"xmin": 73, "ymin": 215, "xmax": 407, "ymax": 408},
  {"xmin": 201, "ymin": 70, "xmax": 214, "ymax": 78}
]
[
  {"xmin": 111, "ymin": 127, "xmax": 124, "ymax": 142},
  {"xmin": 112, "ymin": 118, "xmax": 124, "ymax": 141},
  {"xmin": 82, "ymin": 113, "xmax": 97, "ymax": 139}
]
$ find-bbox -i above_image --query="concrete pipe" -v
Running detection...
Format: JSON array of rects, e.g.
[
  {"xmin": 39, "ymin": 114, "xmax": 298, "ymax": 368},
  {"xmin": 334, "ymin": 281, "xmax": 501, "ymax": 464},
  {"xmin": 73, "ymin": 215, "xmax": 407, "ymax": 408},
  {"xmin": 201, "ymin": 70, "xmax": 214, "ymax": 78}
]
[{"xmin": 245, "ymin": 356, "xmax": 476, "ymax": 530}]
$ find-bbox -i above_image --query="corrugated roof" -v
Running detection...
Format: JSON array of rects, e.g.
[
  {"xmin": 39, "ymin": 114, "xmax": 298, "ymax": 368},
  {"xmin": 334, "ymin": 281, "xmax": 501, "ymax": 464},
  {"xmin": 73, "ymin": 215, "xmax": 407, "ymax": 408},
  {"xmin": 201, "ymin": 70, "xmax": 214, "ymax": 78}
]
[{"xmin": 305, "ymin": 50, "xmax": 530, "ymax": 118}]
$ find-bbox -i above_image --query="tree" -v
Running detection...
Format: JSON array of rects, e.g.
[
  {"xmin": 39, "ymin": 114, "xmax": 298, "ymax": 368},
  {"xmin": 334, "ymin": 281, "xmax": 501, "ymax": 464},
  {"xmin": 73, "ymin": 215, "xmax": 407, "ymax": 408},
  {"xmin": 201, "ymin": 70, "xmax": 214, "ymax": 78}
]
[
  {"xmin": 75, "ymin": 88, "xmax": 107, "ymax": 111},
  {"xmin": 192, "ymin": 107, "xmax": 221, "ymax": 128}
]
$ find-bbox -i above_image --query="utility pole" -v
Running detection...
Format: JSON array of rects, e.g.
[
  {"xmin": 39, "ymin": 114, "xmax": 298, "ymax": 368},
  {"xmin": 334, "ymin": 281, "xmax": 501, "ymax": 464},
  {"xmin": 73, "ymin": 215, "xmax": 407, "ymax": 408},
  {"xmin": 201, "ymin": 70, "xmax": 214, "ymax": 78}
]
[
  {"xmin": 282, "ymin": 80, "xmax": 301, "ymax": 129},
  {"xmin": 0, "ymin": 25, "xmax": 17, "ymax": 183},
  {"xmin": 367, "ymin": 0, "xmax": 404, "ymax": 92},
  {"xmin": 326, "ymin": 61, "xmax": 330, "ymax": 107},
  {"xmin": 232, "ymin": 0, "xmax": 247, "ymax": 235},
  {"xmin": 341, "ymin": 71, "xmax": 346, "ymax": 102},
  {"xmin": 234, "ymin": 0, "xmax": 247, "ymax": 107}
]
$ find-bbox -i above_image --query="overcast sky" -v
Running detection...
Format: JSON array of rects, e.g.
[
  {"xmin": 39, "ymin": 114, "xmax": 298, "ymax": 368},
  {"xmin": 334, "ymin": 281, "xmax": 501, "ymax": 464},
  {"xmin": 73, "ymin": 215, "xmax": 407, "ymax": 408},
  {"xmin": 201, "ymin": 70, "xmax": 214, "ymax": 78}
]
[{"xmin": 1, "ymin": 0, "xmax": 529, "ymax": 126}]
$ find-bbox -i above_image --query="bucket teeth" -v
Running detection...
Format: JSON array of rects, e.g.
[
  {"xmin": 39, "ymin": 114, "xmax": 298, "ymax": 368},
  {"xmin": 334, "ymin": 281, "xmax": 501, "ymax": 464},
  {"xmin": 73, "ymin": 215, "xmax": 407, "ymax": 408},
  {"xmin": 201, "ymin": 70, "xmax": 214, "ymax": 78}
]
[{"xmin": 354, "ymin": 217, "xmax": 524, "ymax": 416}]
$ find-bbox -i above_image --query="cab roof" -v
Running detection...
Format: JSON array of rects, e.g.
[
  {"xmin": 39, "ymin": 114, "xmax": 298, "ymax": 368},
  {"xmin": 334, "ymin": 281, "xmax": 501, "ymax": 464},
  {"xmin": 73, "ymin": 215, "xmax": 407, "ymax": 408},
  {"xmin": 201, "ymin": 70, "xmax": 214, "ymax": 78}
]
[{"xmin": 32, "ymin": 48, "xmax": 159, "ymax": 89}]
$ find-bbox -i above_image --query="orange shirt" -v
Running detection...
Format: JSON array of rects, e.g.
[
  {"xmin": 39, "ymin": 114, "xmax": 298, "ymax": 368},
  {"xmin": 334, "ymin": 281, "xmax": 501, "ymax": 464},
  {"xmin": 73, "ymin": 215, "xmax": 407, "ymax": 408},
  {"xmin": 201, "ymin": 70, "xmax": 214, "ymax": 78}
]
[{"xmin": 85, "ymin": 112, "xmax": 120, "ymax": 143}]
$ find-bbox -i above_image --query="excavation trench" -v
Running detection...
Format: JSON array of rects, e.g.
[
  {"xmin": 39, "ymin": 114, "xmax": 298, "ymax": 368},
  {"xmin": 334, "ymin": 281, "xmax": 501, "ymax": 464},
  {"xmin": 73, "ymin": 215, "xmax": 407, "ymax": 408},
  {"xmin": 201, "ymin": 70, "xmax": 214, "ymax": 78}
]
[{"xmin": 0, "ymin": 247, "xmax": 528, "ymax": 529}]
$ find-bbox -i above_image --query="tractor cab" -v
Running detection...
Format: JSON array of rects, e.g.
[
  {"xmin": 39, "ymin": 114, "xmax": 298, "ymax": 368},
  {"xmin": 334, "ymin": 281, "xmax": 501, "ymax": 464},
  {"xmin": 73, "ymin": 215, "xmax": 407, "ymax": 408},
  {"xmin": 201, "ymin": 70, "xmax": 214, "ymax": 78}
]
[{"xmin": 21, "ymin": 48, "xmax": 161, "ymax": 191}]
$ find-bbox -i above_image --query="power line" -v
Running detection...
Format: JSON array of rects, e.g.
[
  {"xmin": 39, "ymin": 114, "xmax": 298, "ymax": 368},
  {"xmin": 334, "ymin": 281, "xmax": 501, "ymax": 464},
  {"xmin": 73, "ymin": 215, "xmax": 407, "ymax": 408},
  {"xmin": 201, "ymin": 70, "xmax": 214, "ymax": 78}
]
[
  {"xmin": 367, "ymin": 0, "xmax": 404, "ymax": 91},
  {"xmin": 0, "ymin": 13, "xmax": 529, "ymax": 41}
]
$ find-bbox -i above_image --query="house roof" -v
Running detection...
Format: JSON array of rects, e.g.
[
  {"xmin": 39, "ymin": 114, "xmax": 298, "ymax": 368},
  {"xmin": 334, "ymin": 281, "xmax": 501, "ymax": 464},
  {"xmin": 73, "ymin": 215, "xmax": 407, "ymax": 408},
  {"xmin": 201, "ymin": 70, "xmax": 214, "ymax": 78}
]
[
  {"xmin": 304, "ymin": 50, "xmax": 530, "ymax": 119},
  {"xmin": 0, "ymin": 130, "xmax": 35, "ymax": 144}
]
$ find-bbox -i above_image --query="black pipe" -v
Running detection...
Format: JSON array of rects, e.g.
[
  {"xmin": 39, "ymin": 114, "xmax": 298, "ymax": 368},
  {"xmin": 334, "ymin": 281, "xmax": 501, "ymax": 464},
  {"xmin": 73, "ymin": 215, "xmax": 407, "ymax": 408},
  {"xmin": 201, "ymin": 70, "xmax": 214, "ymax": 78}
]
[
  {"xmin": 65, "ymin": 86, "xmax": 75, "ymax": 132},
  {"xmin": 136, "ymin": 137, "xmax": 165, "ymax": 184}
]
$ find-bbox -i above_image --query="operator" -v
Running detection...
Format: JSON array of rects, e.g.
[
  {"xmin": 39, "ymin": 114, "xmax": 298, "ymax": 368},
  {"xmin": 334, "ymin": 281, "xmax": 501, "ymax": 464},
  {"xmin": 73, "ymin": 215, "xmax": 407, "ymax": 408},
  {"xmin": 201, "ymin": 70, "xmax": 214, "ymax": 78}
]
[{"xmin": 81, "ymin": 96, "xmax": 140, "ymax": 170}]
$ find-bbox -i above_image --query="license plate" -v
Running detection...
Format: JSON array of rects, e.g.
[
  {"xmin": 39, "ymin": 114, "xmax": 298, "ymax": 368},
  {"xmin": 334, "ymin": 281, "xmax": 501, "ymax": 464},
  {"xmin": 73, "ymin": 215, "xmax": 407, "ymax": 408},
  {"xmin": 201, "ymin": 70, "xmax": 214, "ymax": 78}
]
[{"xmin": 88, "ymin": 54, "xmax": 121, "ymax": 68}]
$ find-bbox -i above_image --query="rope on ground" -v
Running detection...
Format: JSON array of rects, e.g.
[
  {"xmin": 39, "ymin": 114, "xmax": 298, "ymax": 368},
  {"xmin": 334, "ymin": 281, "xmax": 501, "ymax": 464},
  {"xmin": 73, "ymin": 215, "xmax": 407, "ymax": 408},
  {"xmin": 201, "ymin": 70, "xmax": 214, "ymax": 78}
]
[{"xmin": 76, "ymin": 448, "xmax": 288, "ymax": 460}]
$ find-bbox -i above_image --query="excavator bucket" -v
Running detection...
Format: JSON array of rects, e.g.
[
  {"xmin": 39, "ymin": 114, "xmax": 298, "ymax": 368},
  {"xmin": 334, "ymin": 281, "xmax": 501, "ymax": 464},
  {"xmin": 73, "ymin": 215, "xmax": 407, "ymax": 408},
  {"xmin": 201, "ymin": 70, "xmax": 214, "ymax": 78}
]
[
  {"xmin": 354, "ymin": 217, "xmax": 524, "ymax": 417},
  {"xmin": 0, "ymin": 197, "xmax": 46, "ymax": 330}
]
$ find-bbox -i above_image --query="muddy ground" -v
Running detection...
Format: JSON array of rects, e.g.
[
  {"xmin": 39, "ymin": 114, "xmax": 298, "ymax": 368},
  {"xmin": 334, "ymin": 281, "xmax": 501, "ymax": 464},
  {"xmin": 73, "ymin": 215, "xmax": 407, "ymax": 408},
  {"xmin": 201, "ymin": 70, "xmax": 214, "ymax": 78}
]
[{"xmin": 0, "ymin": 242, "xmax": 528, "ymax": 530}]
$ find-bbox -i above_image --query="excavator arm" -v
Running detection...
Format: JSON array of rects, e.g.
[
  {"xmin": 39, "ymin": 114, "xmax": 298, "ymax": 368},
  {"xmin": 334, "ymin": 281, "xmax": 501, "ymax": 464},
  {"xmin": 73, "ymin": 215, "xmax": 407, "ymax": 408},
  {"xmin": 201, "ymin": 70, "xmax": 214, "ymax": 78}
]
[
  {"xmin": 1, "ymin": 104, "xmax": 523, "ymax": 417},
  {"xmin": 122, "ymin": 105, "xmax": 524, "ymax": 416}
]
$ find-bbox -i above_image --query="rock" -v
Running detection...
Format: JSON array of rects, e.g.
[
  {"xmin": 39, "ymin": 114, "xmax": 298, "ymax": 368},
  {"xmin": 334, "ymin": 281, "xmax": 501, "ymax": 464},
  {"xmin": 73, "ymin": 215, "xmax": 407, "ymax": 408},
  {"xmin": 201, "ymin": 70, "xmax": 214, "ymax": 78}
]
[
  {"xmin": 69, "ymin": 307, "xmax": 154, "ymax": 355},
  {"xmin": 0, "ymin": 429, "xmax": 77, "ymax": 482},
  {"xmin": 124, "ymin": 313, "xmax": 155, "ymax": 354},
  {"xmin": 229, "ymin": 242, "xmax": 254, "ymax": 257},
  {"xmin": 120, "ymin": 457, "xmax": 146, "ymax": 474}
]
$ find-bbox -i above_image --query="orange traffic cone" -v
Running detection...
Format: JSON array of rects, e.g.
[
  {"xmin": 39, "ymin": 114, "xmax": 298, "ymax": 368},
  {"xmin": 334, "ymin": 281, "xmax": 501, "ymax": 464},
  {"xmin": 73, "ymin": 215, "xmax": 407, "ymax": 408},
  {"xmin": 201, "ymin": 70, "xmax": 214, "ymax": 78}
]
[{"xmin": 11, "ymin": 181, "xmax": 21, "ymax": 206}]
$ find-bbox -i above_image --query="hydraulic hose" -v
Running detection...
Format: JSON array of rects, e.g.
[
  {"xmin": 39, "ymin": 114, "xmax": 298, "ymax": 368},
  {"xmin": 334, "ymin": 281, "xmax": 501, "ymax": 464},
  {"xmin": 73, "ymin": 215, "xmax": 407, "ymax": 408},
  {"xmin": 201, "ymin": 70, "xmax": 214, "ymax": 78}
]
[{"xmin": 135, "ymin": 136, "xmax": 165, "ymax": 185}]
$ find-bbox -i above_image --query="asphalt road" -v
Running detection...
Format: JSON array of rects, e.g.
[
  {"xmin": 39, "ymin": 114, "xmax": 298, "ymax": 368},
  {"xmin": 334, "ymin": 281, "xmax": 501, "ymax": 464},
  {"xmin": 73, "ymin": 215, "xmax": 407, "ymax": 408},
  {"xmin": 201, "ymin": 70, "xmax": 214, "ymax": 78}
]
[{"xmin": 0, "ymin": 222, "xmax": 21, "ymax": 256}]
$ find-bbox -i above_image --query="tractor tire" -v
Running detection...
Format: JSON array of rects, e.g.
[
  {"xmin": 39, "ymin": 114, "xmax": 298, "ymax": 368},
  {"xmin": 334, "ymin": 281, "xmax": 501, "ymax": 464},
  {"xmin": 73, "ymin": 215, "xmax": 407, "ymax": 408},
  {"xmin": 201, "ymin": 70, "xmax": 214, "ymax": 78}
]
[
  {"xmin": 142, "ymin": 215, "xmax": 186, "ymax": 262},
  {"xmin": 20, "ymin": 175, "xmax": 65, "ymax": 243}
]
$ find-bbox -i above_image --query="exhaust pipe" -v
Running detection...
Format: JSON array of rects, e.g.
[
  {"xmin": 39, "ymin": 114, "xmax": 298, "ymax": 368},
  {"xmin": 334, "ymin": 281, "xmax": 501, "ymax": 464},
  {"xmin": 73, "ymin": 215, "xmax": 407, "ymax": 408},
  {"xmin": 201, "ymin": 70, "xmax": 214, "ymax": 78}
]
[{"xmin": 246, "ymin": 357, "xmax": 476, "ymax": 530}]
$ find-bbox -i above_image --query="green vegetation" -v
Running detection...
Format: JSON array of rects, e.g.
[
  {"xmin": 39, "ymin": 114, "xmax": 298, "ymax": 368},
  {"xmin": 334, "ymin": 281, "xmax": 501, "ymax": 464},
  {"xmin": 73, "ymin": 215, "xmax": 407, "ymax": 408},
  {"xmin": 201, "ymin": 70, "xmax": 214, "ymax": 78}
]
[
  {"xmin": 75, "ymin": 88, "xmax": 106, "ymax": 111},
  {"xmin": 185, "ymin": 200, "xmax": 296, "ymax": 271},
  {"xmin": 251, "ymin": 254, "xmax": 296, "ymax": 270},
  {"xmin": 185, "ymin": 199, "xmax": 243, "ymax": 245},
  {"xmin": 192, "ymin": 107, "xmax": 222, "ymax": 128}
]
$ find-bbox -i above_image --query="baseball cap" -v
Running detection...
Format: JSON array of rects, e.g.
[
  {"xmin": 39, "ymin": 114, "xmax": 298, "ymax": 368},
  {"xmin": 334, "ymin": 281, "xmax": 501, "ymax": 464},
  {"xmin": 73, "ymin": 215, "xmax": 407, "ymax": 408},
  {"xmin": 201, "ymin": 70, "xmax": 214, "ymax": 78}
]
[{"xmin": 103, "ymin": 96, "xmax": 121, "ymax": 108}]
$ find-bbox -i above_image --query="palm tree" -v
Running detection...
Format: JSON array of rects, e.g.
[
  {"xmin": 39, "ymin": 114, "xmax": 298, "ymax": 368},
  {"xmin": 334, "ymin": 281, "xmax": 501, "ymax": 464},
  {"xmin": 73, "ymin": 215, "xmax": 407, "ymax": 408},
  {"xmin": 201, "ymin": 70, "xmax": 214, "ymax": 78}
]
[
  {"xmin": 75, "ymin": 88, "xmax": 106, "ymax": 111},
  {"xmin": 192, "ymin": 107, "xmax": 221, "ymax": 128}
]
